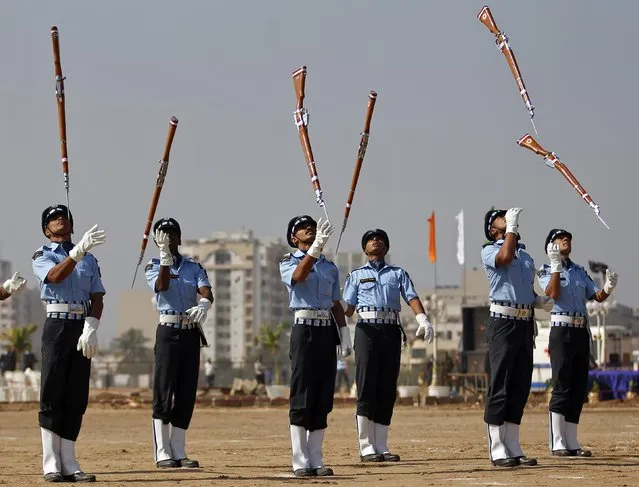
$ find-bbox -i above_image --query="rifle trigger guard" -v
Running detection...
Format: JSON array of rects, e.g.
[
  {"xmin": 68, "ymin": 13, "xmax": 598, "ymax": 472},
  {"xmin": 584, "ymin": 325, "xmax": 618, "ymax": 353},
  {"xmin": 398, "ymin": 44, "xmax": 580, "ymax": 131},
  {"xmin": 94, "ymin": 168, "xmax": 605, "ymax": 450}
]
[
  {"xmin": 294, "ymin": 107, "xmax": 309, "ymax": 129},
  {"xmin": 544, "ymin": 154, "xmax": 556, "ymax": 168},
  {"xmin": 55, "ymin": 75, "xmax": 66, "ymax": 101},
  {"xmin": 495, "ymin": 32, "xmax": 509, "ymax": 51}
]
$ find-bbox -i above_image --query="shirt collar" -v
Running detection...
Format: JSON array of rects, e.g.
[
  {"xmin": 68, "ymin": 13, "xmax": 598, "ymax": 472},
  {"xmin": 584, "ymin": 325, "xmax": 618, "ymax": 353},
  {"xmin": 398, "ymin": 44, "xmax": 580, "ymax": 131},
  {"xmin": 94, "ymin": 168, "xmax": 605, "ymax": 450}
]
[
  {"xmin": 48, "ymin": 241, "xmax": 75, "ymax": 253},
  {"xmin": 367, "ymin": 259, "xmax": 386, "ymax": 271},
  {"xmin": 562, "ymin": 258, "xmax": 573, "ymax": 269}
]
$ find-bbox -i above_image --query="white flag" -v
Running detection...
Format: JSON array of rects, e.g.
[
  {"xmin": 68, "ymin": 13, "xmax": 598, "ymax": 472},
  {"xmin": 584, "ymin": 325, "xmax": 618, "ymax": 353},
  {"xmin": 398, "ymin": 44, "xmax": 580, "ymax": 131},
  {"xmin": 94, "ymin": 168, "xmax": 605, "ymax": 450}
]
[{"xmin": 455, "ymin": 210, "xmax": 464, "ymax": 266}]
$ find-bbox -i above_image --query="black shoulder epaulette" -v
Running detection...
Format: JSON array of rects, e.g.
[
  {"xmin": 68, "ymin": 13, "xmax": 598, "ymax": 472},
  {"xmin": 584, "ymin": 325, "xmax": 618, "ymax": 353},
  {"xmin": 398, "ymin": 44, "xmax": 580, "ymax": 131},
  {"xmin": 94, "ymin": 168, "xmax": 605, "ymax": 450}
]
[
  {"xmin": 32, "ymin": 250, "xmax": 43, "ymax": 260},
  {"xmin": 280, "ymin": 253, "xmax": 292, "ymax": 263},
  {"xmin": 144, "ymin": 263, "xmax": 154, "ymax": 272}
]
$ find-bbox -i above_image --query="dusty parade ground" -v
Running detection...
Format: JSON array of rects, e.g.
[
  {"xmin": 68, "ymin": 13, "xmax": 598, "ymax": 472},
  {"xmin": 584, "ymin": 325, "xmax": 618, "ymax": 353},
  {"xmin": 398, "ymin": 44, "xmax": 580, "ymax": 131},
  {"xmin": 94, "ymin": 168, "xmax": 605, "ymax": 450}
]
[{"xmin": 0, "ymin": 401, "xmax": 638, "ymax": 486}]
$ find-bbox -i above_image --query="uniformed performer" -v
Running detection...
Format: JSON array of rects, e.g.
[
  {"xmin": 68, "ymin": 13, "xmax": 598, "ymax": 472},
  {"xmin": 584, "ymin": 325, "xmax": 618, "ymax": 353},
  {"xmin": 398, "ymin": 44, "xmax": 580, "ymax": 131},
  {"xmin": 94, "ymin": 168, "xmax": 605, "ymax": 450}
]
[
  {"xmin": 481, "ymin": 208, "xmax": 552, "ymax": 468},
  {"xmin": 145, "ymin": 218, "xmax": 213, "ymax": 469},
  {"xmin": 343, "ymin": 229, "xmax": 434, "ymax": 463},
  {"xmin": 280, "ymin": 215, "xmax": 353, "ymax": 478},
  {"xmin": 32, "ymin": 204, "xmax": 106, "ymax": 482},
  {"xmin": 538, "ymin": 228, "xmax": 617, "ymax": 457}
]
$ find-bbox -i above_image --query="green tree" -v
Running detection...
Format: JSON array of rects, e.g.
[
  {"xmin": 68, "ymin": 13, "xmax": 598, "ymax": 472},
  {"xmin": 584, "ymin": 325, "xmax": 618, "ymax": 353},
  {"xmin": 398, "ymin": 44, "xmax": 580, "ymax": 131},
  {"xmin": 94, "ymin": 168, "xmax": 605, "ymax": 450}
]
[
  {"xmin": 256, "ymin": 322, "xmax": 290, "ymax": 385},
  {"xmin": 111, "ymin": 328, "xmax": 153, "ymax": 374},
  {"xmin": 0, "ymin": 324, "xmax": 38, "ymax": 370}
]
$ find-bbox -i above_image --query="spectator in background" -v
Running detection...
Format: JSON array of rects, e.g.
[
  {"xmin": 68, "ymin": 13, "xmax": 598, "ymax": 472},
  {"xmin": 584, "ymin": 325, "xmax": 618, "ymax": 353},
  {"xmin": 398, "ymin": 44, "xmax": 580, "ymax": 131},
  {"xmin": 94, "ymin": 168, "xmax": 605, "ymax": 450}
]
[
  {"xmin": 335, "ymin": 358, "xmax": 351, "ymax": 392},
  {"xmin": 204, "ymin": 359, "xmax": 215, "ymax": 388},
  {"xmin": 23, "ymin": 345, "xmax": 38, "ymax": 371},
  {"xmin": 254, "ymin": 356, "xmax": 266, "ymax": 385},
  {"xmin": 3, "ymin": 345, "xmax": 17, "ymax": 373}
]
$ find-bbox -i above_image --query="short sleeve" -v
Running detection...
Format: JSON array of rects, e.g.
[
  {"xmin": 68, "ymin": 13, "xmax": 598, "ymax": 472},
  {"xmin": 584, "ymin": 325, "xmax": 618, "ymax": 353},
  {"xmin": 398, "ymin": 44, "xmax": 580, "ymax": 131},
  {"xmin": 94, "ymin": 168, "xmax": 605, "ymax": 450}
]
[
  {"xmin": 343, "ymin": 272, "xmax": 358, "ymax": 306},
  {"xmin": 400, "ymin": 269, "xmax": 419, "ymax": 302},
  {"xmin": 481, "ymin": 245, "xmax": 499, "ymax": 269},
  {"xmin": 32, "ymin": 250, "xmax": 55, "ymax": 284},
  {"xmin": 145, "ymin": 260, "xmax": 160, "ymax": 291}
]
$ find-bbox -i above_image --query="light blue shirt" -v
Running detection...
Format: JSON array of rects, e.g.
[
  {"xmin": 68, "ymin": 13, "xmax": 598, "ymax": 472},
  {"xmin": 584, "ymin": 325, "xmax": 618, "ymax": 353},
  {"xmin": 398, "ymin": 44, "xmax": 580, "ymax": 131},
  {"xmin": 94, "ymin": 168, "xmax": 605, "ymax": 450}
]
[
  {"xmin": 32, "ymin": 242, "xmax": 106, "ymax": 301},
  {"xmin": 145, "ymin": 255, "xmax": 211, "ymax": 313},
  {"xmin": 343, "ymin": 261, "xmax": 418, "ymax": 311},
  {"xmin": 279, "ymin": 250, "xmax": 341, "ymax": 310},
  {"xmin": 481, "ymin": 239, "xmax": 536, "ymax": 305},
  {"xmin": 537, "ymin": 260, "xmax": 599, "ymax": 314}
]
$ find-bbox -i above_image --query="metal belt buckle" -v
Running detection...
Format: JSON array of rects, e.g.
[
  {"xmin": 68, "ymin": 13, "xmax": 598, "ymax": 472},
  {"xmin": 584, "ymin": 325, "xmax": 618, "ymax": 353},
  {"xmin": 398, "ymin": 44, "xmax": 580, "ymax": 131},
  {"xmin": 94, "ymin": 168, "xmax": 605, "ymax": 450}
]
[
  {"xmin": 69, "ymin": 304, "xmax": 85, "ymax": 313},
  {"xmin": 317, "ymin": 310, "xmax": 330, "ymax": 319},
  {"xmin": 517, "ymin": 308, "xmax": 529, "ymax": 319}
]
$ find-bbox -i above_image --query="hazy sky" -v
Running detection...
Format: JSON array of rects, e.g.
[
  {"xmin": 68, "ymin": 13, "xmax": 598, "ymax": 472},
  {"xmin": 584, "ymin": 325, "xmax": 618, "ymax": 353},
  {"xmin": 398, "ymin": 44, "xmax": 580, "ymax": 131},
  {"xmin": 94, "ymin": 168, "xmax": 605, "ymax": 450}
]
[{"xmin": 2, "ymin": 1, "xmax": 636, "ymax": 344}]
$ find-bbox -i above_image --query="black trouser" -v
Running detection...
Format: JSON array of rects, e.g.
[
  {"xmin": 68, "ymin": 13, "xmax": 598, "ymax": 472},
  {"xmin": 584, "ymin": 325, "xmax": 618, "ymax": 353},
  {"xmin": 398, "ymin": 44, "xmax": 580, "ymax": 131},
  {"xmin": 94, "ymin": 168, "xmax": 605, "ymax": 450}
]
[
  {"xmin": 153, "ymin": 325, "xmax": 200, "ymax": 429},
  {"xmin": 289, "ymin": 324, "xmax": 337, "ymax": 431},
  {"xmin": 484, "ymin": 317, "xmax": 534, "ymax": 425},
  {"xmin": 548, "ymin": 326, "xmax": 590, "ymax": 423},
  {"xmin": 39, "ymin": 318, "xmax": 91, "ymax": 441},
  {"xmin": 355, "ymin": 322, "xmax": 402, "ymax": 426}
]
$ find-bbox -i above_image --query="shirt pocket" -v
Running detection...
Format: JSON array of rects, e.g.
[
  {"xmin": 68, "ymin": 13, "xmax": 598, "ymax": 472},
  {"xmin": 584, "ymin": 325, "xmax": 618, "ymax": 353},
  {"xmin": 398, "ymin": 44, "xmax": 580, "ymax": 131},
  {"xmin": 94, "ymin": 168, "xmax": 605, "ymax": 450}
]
[
  {"xmin": 75, "ymin": 267, "xmax": 93, "ymax": 292},
  {"xmin": 379, "ymin": 274, "xmax": 401, "ymax": 300},
  {"xmin": 318, "ymin": 273, "xmax": 335, "ymax": 297},
  {"xmin": 180, "ymin": 275, "xmax": 199, "ymax": 295}
]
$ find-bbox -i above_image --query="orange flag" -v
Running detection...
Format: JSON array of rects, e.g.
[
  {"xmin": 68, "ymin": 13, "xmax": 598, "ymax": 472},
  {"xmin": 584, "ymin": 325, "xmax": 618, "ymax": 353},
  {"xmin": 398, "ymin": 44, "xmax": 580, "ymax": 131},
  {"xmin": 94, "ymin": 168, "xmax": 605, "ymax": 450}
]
[{"xmin": 428, "ymin": 211, "xmax": 437, "ymax": 263}]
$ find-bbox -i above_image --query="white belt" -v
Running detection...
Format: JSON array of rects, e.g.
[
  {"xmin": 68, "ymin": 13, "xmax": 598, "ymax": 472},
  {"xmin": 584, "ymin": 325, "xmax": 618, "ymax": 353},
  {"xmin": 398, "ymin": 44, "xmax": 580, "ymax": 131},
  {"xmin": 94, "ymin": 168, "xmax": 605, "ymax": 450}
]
[
  {"xmin": 294, "ymin": 310, "xmax": 331, "ymax": 320},
  {"xmin": 358, "ymin": 310, "xmax": 398, "ymax": 320},
  {"xmin": 159, "ymin": 314, "xmax": 191, "ymax": 325},
  {"xmin": 46, "ymin": 303, "xmax": 86, "ymax": 314},
  {"xmin": 551, "ymin": 315, "xmax": 586, "ymax": 326},
  {"xmin": 490, "ymin": 304, "xmax": 533, "ymax": 319}
]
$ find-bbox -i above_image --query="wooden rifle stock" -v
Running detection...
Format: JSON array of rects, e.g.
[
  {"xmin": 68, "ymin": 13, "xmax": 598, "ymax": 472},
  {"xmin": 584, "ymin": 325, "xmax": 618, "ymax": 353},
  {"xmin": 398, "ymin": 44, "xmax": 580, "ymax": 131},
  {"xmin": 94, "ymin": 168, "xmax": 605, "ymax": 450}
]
[
  {"xmin": 292, "ymin": 66, "xmax": 327, "ymax": 213},
  {"xmin": 131, "ymin": 117, "xmax": 179, "ymax": 287},
  {"xmin": 516, "ymin": 133, "xmax": 609, "ymax": 228},
  {"xmin": 334, "ymin": 91, "xmax": 377, "ymax": 254},
  {"xmin": 477, "ymin": 6, "xmax": 536, "ymax": 131},
  {"xmin": 51, "ymin": 26, "xmax": 70, "ymax": 212}
]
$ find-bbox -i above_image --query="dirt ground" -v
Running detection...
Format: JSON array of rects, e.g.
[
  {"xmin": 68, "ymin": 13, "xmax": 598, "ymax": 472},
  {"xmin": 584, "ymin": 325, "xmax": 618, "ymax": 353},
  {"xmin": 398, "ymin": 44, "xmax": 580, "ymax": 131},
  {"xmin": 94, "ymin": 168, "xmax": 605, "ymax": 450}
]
[{"xmin": 0, "ymin": 402, "xmax": 638, "ymax": 486}]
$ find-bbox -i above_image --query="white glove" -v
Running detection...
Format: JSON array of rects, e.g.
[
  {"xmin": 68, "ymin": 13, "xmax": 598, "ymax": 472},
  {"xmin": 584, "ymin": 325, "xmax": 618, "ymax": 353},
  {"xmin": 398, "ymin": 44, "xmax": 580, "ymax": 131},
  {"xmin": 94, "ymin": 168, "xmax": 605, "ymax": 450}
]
[
  {"xmin": 154, "ymin": 229, "xmax": 173, "ymax": 267},
  {"xmin": 535, "ymin": 295, "xmax": 554, "ymax": 312},
  {"xmin": 186, "ymin": 298, "xmax": 212, "ymax": 324},
  {"xmin": 504, "ymin": 207, "xmax": 523, "ymax": 235},
  {"xmin": 339, "ymin": 326, "xmax": 353, "ymax": 358},
  {"xmin": 603, "ymin": 268, "xmax": 618, "ymax": 294},
  {"xmin": 2, "ymin": 272, "xmax": 27, "ymax": 295},
  {"xmin": 415, "ymin": 313, "xmax": 434, "ymax": 344},
  {"xmin": 77, "ymin": 317, "xmax": 99, "ymax": 359},
  {"xmin": 69, "ymin": 224, "xmax": 106, "ymax": 262},
  {"xmin": 547, "ymin": 242, "xmax": 562, "ymax": 274},
  {"xmin": 307, "ymin": 217, "xmax": 335, "ymax": 259}
]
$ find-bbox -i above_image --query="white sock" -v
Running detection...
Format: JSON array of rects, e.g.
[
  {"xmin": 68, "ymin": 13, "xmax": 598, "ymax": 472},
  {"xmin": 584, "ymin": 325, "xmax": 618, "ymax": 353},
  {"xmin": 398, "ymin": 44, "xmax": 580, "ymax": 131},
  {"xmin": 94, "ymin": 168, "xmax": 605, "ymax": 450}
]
[
  {"xmin": 170, "ymin": 425, "xmax": 187, "ymax": 460},
  {"xmin": 373, "ymin": 423, "xmax": 390, "ymax": 454},
  {"xmin": 549, "ymin": 412, "xmax": 568, "ymax": 451},
  {"xmin": 290, "ymin": 425, "xmax": 310, "ymax": 471},
  {"xmin": 565, "ymin": 421, "xmax": 581, "ymax": 450},
  {"xmin": 60, "ymin": 438, "xmax": 81, "ymax": 475},
  {"xmin": 503, "ymin": 422, "xmax": 524, "ymax": 457},
  {"xmin": 307, "ymin": 429, "xmax": 325, "ymax": 469},
  {"xmin": 487, "ymin": 424, "xmax": 508, "ymax": 461},
  {"xmin": 153, "ymin": 419, "xmax": 173, "ymax": 462},
  {"xmin": 41, "ymin": 427, "xmax": 61, "ymax": 475},
  {"xmin": 356, "ymin": 415, "xmax": 376, "ymax": 456}
]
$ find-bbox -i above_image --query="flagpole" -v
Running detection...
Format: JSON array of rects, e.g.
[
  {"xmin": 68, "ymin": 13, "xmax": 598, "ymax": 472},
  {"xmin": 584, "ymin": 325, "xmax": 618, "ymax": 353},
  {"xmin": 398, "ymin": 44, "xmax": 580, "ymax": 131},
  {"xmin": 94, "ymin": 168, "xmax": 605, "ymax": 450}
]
[{"xmin": 462, "ymin": 215, "xmax": 466, "ymax": 305}]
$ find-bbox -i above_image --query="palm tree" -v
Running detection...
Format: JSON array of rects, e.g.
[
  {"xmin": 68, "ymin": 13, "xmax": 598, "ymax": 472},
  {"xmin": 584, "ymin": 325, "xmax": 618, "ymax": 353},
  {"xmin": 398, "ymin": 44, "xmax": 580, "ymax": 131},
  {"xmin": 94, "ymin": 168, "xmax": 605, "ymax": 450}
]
[
  {"xmin": 256, "ymin": 322, "xmax": 290, "ymax": 385},
  {"xmin": 111, "ymin": 328, "xmax": 153, "ymax": 374},
  {"xmin": 0, "ymin": 324, "xmax": 38, "ymax": 370}
]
